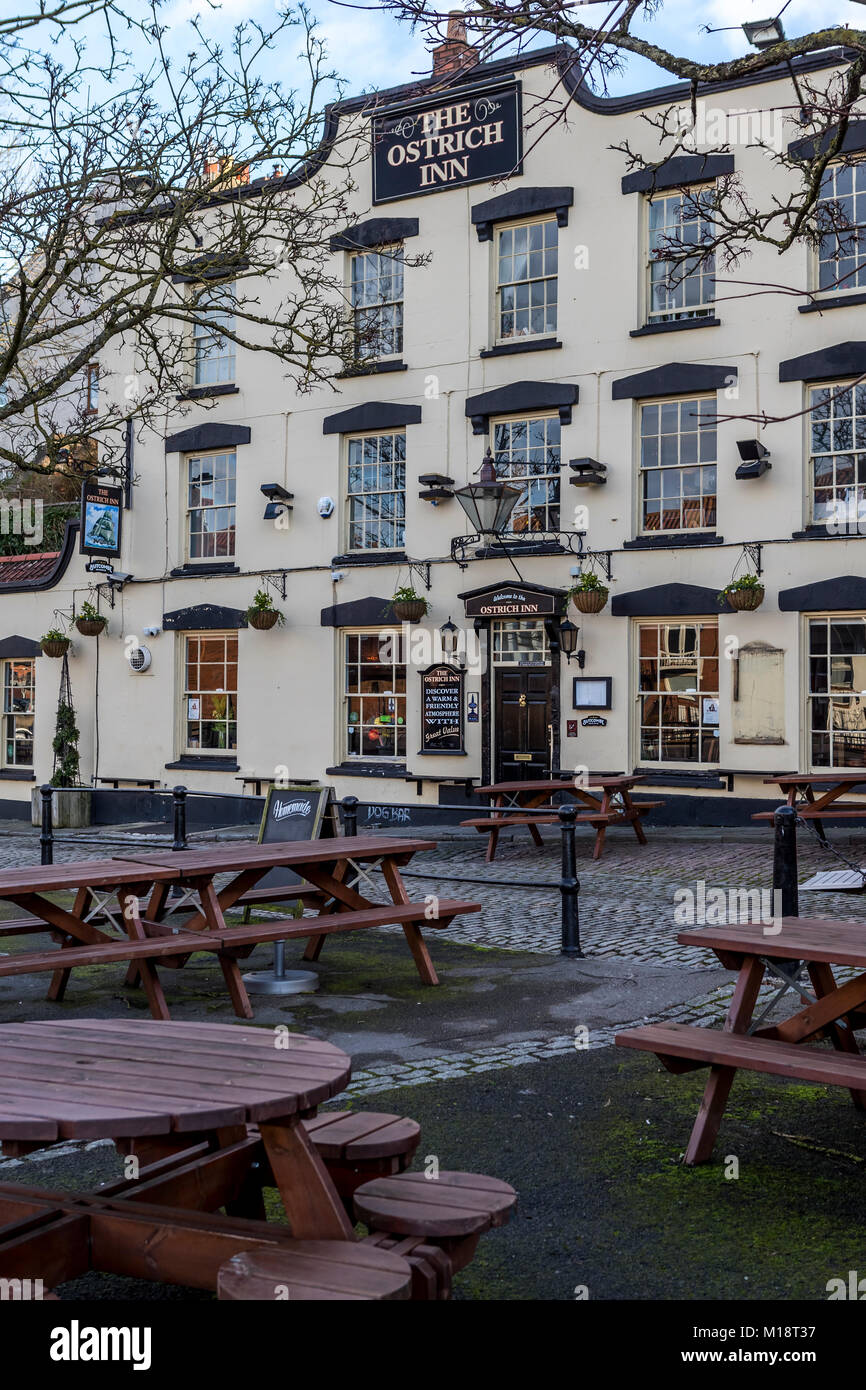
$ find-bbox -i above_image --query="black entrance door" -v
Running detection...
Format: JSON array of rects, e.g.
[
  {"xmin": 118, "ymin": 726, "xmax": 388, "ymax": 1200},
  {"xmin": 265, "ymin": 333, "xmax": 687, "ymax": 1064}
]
[{"xmin": 495, "ymin": 668, "xmax": 553, "ymax": 780}]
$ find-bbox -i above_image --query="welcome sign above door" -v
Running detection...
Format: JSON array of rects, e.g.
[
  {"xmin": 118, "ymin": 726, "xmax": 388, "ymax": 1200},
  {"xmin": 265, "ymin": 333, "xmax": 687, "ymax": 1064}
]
[{"xmin": 371, "ymin": 79, "xmax": 522, "ymax": 204}]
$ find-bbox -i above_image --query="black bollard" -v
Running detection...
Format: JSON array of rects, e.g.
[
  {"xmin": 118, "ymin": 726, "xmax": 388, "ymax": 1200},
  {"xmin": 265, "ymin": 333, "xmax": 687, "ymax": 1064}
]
[
  {"xmin": 773, "ymin": 805, "xmax": 799, "ymax": 919},
  {"xmin": 172, "ymin": 785, "xmax": 188, "ymax": 853},
  {"xmin": 40, "ymin": 784, "xmax": 54, "ymax": 866},
  {"xmin": 559, "ymin": 804, "xmax": 583, "ymax": 957},
  {"xmin": 341, "ymin": 795, "xmax": 359, "ymax": 839}
]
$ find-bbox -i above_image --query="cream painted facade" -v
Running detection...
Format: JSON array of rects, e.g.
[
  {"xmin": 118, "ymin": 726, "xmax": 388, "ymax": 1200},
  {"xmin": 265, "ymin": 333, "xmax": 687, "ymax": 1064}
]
[{"xmin": 2, "ymin": 42, "xmax": 866, "ymax": 824}]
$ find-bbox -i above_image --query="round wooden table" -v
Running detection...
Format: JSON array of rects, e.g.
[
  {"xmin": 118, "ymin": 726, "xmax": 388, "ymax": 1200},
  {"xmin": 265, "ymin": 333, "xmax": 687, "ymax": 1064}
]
[{"xmin": 0, "ymin": 1020, "xmax": 359, "ymax": 1293}]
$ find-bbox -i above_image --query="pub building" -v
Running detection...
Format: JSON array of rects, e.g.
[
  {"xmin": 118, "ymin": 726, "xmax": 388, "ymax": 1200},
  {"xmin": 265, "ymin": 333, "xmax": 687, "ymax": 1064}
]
[{"xmin": 2, "ymin": 26, "xmax": 866, "ymax": 829}]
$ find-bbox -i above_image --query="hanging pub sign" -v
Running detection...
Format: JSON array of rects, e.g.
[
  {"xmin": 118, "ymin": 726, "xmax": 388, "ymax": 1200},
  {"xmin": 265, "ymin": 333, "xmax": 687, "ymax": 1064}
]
[
  {"xmin": 79, "ymin": 480, "xmax": 122, "ymax": 559},
  {"xmin": 419, "ymin": 663, "xmax": 466, "ymax": 755},
  {"xmin": 463, "ymin": 585, "xmax": 560, "ymax": 619},
  {"xmin": 372, "ymin": 79, "xmax": 522, "ymax": 204}
]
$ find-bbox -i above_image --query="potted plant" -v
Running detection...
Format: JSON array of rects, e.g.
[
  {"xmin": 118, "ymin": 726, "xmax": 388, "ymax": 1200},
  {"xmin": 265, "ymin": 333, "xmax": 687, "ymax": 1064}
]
[
  {"xmin": 246, "ymin": 589, "xmax": 284, "ymax": 630},
  {"xmin": 391, "ymin": 586, "xmax": 429, "ymax": 623},
  {"xmin": 75, "ymin": 600, "xmax": 107, "ymax": 636},
  {"xmin": 31, "ymin": 696, "xmax": 91, "ymax": 828},
  {"xmin": 41, "ymin": 628, "xmax": 70, "ymax": 658},
  {"xmin": 719, "ymin": 575, "xmax": 765, "ymax": 612},
  {"xmin": 569, "ymin": 572, "xmax": 609, "ymax": 614}
]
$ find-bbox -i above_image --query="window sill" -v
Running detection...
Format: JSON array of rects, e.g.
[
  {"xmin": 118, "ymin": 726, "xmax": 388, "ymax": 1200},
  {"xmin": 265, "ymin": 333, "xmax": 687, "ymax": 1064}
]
[
  {"xmin": 480, "ymin": 338, "xmax": 562, "ymax": 359},
  {"xmin": 630, "ymin": 317, "xmax": 720, "ymax": 337},
  {"xmin": 623, "ymin": 532, "xmax": 723, "ymax": 550},
  {"xmin": 337, "ymin": 360, "xmax": 407, "ymax": 378},
  {"xmin": 170, "ymin": 562, "xmax": 240, "ymax": 577},
  {"xmin": 634, "ymin": 768, "xmax": 724, "ymax": 788},
  {"xmin": 176, "ymin": 384, "xmax": 239, "ymax": 401},
  {"xmin": 790, "ymin": 526, "xmax": 852, "ymax": 539},
  {"xmin": 165, "ymin": 756, "xmax": 239, "ymax": 771},
  {"xmin": 473, "ymin": 540, "xmax": 567, "ymax": 558},
  {"xmin": 325, "ymin": 762, "xmax": 407, "ymax": 778},
  {"xmin": 799, "ymin": 291, "xmax": 866, "ymax": 314},
  {"xmin": 330, "ymin": 551, "xmax": 407, "ymax": 568},
  {"xmin": 0, "ymin": 768, "xmax": 35, "ymax": 781}
]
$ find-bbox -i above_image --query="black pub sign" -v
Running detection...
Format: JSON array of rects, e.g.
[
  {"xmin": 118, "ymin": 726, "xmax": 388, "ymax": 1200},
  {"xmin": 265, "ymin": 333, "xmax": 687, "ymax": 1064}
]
[
  {"xmin": 419, "ymin": 663, "xmax": 465, "ymax": 755},
  {"xmin": 463, "ymin": 586, "xmax": 559, "ymax": 619},
  {"xmin": 372, "ymin": 80, "xmax": 522, "ymax": 204}
]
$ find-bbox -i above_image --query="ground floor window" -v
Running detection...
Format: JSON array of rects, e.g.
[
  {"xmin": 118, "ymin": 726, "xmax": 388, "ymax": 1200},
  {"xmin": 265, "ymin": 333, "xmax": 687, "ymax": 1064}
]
[
  {"xmin": 3, "ymin": 658, "xmax": 34, "ymax": 767},
  {"xmin": 491, "ymin": 620, "xmax": 550, "ymax": 665},
  {"xmin": 637, "ymin": 621, "xmax": 719, "ymax": 764},
  {"xmin": 808, "ymin": 616, "xmax": 866, "ymax": 767},
  {"xmin": 184, "ymin": 633, "xmax": 237, "ymax": 753},
  {"xmin": 344, "ymin": 631, "xmax": 406, "ymax": 759}
]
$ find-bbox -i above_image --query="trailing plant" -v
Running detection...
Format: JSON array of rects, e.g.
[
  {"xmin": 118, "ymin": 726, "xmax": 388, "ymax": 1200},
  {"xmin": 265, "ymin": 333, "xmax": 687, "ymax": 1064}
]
[
  {"xmin": 41, "ymin": 628, "xmax": 66, "ymax": 643},
  {"xmin": 392, "ymin": 585, "xmax": 427, "ymax": 607},
  {"xmin": 717, "ymin": 574, "xmax": 763, "ymax": 603},
  {"xmin": 246, "ymin": 588, "xmax": 284, "ymax": 628},
  {"xmin": 568, "ymin": 572, "xmax": 608, "ymax": 595}
]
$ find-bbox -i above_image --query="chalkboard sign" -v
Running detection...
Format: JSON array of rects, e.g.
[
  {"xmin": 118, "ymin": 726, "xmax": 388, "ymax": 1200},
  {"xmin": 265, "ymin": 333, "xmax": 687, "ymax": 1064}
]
[
  {"xmin": 252, "ymin": 784, "xmax": 337, "ymax": 895},
  {"xmin": 419, "ymin": 663, "xmax": 465, "ymax": 755}
]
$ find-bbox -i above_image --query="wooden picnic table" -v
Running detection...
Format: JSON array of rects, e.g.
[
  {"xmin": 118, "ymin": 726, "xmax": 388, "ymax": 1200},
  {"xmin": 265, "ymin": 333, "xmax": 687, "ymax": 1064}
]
[
  {"xmin": 464, "ymin": 775, "xmax": 663, "ymax": 862},
  {"xmin": 753, "ymin": 773, "xmax": 866, "ymax": 841},
  {"xmin": 616, "ymin": 915, "xmax": 866, "ymax": 1164},
  {"xmin": 0, "ymin": 836, "xmax": 480, "ymax": 1020}
]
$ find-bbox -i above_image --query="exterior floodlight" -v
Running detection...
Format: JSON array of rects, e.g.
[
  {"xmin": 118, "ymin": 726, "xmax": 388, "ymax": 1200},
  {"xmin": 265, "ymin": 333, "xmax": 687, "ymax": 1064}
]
[{"xmin": 742, "ymin": 18, "xmax": 785, "ymax": 48}]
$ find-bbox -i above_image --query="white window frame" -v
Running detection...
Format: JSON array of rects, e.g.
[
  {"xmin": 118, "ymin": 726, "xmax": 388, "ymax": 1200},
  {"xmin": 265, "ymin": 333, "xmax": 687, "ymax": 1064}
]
[
  {"xmin": 637, "ymin": 394, "xmax": 718, "ymax": 536},
  {"xmin": 181, "ymin": 631, "xmax": 238, "ymax": 756},
  {"xmin": 2, "ymin": 658, "xmax": 34, "ymax": 769},
  {"xmin": 342, "ymin": 629, "xmax": 406, "ymax": 762},
  {"xmin": 815, "ymin": 160, "xmax": 866, "ymax": 297},
  {"xmin": 806, "ymin": 379, "xmax": 866, "ymax": 530},
  {"xmin": 192, "ymin": 286, "xmax": 236, "ymax": 387},
  {"xmin": 350, "ymin": 246, "xmax": 404, "ymax": 362},
  {"xmin": 805, "ymin": 613, "xmax": 866, "ymax": 771},
  {"xmin": 494, "ymin": 215, "xmax": 558, "ymax": 345},
  {"xmin": 345, "ymin": 431, "xmax": 406, "ymax": 553},
  {"xmin": 185, "ymin": 450, "xmax": 236, "ymax": 562},
  {"xmin": 645, "ymin": 186, "xmax": 716, "ymax": 324},
  {"xmin": 490, "ymin": 411, "xmax": 561, "ymax": 536},
  {"xmin": 634, "ymin": 619, "xmax": 720, "ymax": 769}
]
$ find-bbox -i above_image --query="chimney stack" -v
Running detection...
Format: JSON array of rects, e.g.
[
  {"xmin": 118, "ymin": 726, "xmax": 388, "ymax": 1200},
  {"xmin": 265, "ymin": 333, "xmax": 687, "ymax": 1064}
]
[{"xmin": 432, "ymin": 11, "xmax": 478, "ymax": 80}]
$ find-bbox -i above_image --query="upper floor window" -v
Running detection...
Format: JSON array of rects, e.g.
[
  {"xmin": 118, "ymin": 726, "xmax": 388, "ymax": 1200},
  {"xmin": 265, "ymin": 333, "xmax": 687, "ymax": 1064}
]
[
  {"xmin": 351, "ymin": 247, "xmax": 403, "ymax": 361},
  {"xmin": 184, "ymin": 632, "xmax": 237, "ymax": 754},
  {"xmin": 492, "ymin": 414, "xmax": 560, "ymax": 535},
  {"xmin": 496, "ymin": 218, "xmax": 557, "ymax": 342},
  {"xmin": 640, "ymin": 396, "xmax": 717, "ymax": 533},
  {"xmin": 808, "ymin": 382, "xmax": 866, "ymax": 528},
  {"xmin": 346, "ymin": 431, "xmax": 405, "ymax": 551},
  {"xmin": 85, "ymin": 364, "xmax": 99, "ymax": 414},
  {"xmin": 647, "ymin": 188, "xmax": 715, "ymax": 323},
  {"xmin": 187, "ymin": 450, "xmax": 236, "ymax": 560},
  {"xmin": 344, "ymin": 631, "xmax": 406, "ymax": 760},
  {"xmin": 193, "ymin": 288, "xmax": 236, "ymax": 387},
  {"xmin": 816, "ymin": 162, "xmax": 866, "ymax": 293},
  {"xmin": 3, "ymin": 659, "xmax": 34, "ymax": 768}
]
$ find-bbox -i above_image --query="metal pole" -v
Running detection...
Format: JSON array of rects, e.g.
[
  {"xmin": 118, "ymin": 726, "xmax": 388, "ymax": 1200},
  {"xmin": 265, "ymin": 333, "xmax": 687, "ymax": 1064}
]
[
  {"xmin": 40, "ymin": 785, "xmax": 53, "ymax": 866},
  {"xmin": 559, "ymin": 804, "xmax": 583, "ymax": 957},
  {"xmin": 773, "ymin": 805, "xmax": 799, "ymax": 919},
  {"xmin": 341, "ymin": 795, "xmax": 359, "ymax": 839},
  {"xmin": 172, "ymin": 785, "xmax": 188, "ymax": 853}
]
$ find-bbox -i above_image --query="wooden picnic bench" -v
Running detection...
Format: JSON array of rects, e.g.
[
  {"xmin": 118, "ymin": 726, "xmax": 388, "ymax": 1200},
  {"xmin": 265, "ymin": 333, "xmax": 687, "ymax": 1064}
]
[
  {"xmin": 752, "ymin": 774, "xmax": 866, "ymax": 842},
  {"xmin": 463, "ymin": 776, "xmax": 663, "ymax": 862},
  {"xmin": 616, "ymin": 915, "xmax": 866, "ymax": 1163},
  {"xmin": 0, "ymin": 837, "xmax": 481, "ymax": 1019},
  {"xmin": 0, "ymin": 1020, "xmax": 516, "ymax": 1300}
]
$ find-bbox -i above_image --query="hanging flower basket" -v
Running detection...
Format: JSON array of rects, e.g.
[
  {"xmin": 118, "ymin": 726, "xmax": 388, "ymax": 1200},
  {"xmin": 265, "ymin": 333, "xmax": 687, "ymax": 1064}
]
[
  {"xmin": 248, "ymin": 608, "xmax": 280, "ymax": 631},
  {"xmin": 725, "ymin": 584, "xmax": 765, "ymax": 612},
  {"xmin": 571, "ymin": 587, "xmax": 609, "ymax": 614},
  {"xmin": 75, "ymin": 616, "xmax": 107, "ymax": 636},
  {"xmin": 392, "ymin": 599, "xmax": 428, "ymax": 623},
  {"xmin": 41, "ymin": 637, "xmax": 70, "ymax": 658}
]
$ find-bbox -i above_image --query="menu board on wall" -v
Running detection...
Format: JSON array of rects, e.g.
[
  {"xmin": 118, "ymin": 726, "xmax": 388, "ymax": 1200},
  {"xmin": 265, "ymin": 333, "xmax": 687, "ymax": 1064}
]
[{"xmin": 419, "ymin": 663, "xmax": 465, "ymax": 755}]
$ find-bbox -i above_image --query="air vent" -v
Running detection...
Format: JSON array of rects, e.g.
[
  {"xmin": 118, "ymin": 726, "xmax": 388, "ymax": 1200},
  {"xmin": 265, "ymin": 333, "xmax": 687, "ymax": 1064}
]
[{"xmin": 127, "ymin": 645, "xmax": 152, "ymax": 673}]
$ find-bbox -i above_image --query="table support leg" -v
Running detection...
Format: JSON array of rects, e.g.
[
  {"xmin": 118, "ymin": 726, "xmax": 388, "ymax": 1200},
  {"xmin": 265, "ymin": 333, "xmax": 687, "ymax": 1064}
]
[
  {"xmin": 382, "ymin": 859, "xmax": 439, "ymax": 986},
  {"xmin": 259, "ymin": 1118, "xmax": 354, "ymax": 1240},
  {"xmin": 807, "ymin": 962, "xmax": 866, "ymax": 1111},
  {"xmin": 46, "ymin": 887, "xmax": 90, "ymax": 1002},
  {"xmin": 117, "ymin": 890, "xmax": 170, "ymax": 1021},
  {"xmin": 684, "ymin": 957, "xmax": 765, "ymax": 1165}
]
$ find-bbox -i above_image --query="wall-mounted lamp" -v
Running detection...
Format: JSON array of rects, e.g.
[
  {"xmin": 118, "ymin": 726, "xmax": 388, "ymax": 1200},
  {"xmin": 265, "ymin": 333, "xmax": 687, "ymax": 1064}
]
[
  {"xmin": 419, "ymin": 473, "xmax": 455, "ymax": 504},
  {"xmin": 569, "ymin": 458, "xmax": 608, "ymax": 487},
  {"xmin": 260, "ymin": 482, "xmax": 294, "ymax": 520},
  {"xmin": 558, "ymin": 618, "xmax": 586, "ymax": 668},
  {"xmin": 454, "ymin": 447, "xmax": 520, "ymax": 534},
  {"xmin": 742, "ymin": 17, "xmax": 784, "ymax": 48},
  {"xmin": 440, "ymin": 617, "xmax": 459, "ymax": 658},
  {"xmin": 735, "ymin": 440, "xmax": 772, "ymax": 480}
]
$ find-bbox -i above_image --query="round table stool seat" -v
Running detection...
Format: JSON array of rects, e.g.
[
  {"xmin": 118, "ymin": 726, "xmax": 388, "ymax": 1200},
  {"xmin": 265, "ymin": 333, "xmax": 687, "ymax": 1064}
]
[{"xmin": 217, "ymin": 1241, "xmax": 412, "ymax": 1301}]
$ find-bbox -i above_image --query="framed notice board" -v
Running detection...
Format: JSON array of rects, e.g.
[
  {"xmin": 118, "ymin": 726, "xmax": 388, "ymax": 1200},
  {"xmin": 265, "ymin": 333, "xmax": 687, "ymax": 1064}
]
[
  {"xmin": 249, "ymin": 784, "xmax": 338, "ymax": 897},
  {"xmin": 418, "ymin": 663, "xmax": 465, "ymax": 755}
]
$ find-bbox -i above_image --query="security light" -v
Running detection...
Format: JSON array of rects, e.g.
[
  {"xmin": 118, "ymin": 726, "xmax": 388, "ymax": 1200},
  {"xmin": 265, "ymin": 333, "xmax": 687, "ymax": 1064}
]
[
  {"xmin": 735, "ymin": 440, "xmax": 772, "ymax": 479},
  {"xmin": 742, "ymin": 18, "xmax": 785, "ymax": 49}
]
